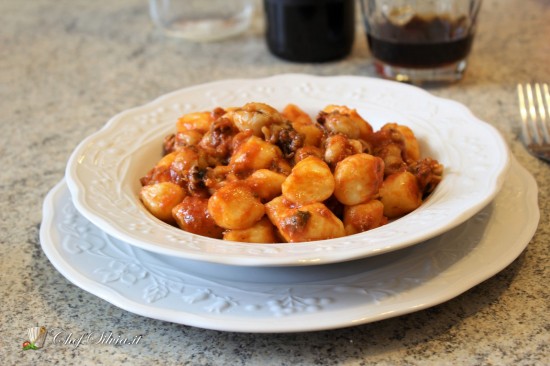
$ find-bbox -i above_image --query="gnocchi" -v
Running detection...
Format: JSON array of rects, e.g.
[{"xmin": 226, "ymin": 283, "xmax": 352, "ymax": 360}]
[
  {"xmin": 140, "ymin": 102, "xmax": 443, "ymax": 243},
  {"xmin": 207, "ymin": 181, "xmax": 265, "ymax": 230},
  {"xmin": 173, "ymin": 196, "xmax": 224, "ymax": 238},
  {"xmin": 140, "ymin": 182, "xmax": 185, "ymax": 224},
  {"xmin": 282, "ymin": 156, "xmax": 334, "ymax": 205},
  {"xmin": 265, "ymin": 196, "xmax": 345, "ymax": 242},
  {"xmin": 333, "ymin": 153, "xmax": 384, "ymax": 206}
]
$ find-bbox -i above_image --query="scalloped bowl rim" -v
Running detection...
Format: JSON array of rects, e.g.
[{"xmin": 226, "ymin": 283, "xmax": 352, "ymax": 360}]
[{"xmin": 65, "ymin": 74, "xmax": 510, "ymax": 266}]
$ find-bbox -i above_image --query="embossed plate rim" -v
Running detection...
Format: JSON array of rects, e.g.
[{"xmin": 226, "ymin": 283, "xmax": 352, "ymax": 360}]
[
  {"xmin": 65, "ymin": 74, "xmax": 510, "ymax": 266},
  {"xmin": 43, "ymin": 157, "xmax": 538, "ymax": 332}
]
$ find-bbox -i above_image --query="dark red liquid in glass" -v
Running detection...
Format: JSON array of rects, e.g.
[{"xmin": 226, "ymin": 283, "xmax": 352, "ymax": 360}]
[{"xmin": 367, "ymin": 14, "xmax": 474, "ymax": 68}]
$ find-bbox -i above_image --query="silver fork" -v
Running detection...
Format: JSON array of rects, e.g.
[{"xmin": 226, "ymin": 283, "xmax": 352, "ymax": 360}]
[{"xmin": 517, "ymin": 83, "xmax": 550, "ymax": 163}]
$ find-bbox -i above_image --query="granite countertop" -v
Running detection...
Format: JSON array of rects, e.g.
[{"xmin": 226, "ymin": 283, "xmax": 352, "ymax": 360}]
[{"xmin": 1, "ymin": 0, "xmax": 548, "ymax": 364}]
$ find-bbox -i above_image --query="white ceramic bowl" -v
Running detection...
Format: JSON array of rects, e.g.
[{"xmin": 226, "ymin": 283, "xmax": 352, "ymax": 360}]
[{"xmin": 65, "ymin": 74, "xmax": 510, "ymax": 266}]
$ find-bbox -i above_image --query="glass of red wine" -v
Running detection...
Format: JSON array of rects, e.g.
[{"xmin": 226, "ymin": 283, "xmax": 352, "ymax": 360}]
[{"xmin": 360, "ymin": 0, "xmax": 482, "ymax": 84}]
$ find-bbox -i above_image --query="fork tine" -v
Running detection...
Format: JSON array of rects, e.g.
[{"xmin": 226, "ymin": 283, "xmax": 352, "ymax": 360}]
[
  {"xmin": 536, "ymin": 83, "xmax": 550, "ymax": 144},
  {"xmin": 518, "ymin": 82, "xmax": 550, "ymax": 162},
  {"xmin": 517, "ymin": 84, "xmax": 531, "ymax": 146},
  {"xmin": 526, "ymin": 83, "xmax": 543, "ymax": 145}
]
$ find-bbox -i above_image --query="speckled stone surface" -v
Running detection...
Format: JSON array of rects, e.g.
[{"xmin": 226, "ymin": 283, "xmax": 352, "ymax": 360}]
[{"xmin": 1, "ymin": 0, "xmax": 548, "ymax": 364}]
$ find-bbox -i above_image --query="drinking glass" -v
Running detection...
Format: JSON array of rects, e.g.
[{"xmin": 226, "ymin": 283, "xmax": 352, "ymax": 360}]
[
  {"xmin": 360, "ymin": 0, "xmax": 482, "ymax": 84},
  {"xmin": 149, "ymin": 0, "xmax": 254, "ymax": 41}
]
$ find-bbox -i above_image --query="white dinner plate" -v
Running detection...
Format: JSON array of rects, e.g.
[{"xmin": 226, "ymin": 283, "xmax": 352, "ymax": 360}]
[
  {"xmin": 65, "ymin": 74, "xmax": 510, "ymax": 266},
  {"xmin": 42, "ymin": 157, "xmax": 538, "ymax": 333}
]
